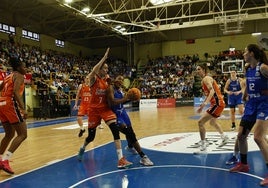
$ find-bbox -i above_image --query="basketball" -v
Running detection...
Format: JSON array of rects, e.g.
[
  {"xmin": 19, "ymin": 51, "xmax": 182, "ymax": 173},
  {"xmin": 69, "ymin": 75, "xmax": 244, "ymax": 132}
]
[{"xmin": 127, "ymin": 87, "xmax": 141, "ymax": 101}]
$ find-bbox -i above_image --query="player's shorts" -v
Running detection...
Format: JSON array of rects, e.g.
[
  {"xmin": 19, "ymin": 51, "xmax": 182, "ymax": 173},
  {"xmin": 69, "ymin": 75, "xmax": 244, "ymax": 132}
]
[
  {"xmin": 0, "ymin": 98, "xmax": 24, "ymax": 124},
  {"xmin": 77, "ymin": 103, "xmax": 90, "ymax": 116},
  {"xmin": 206, "ymin": 102, "xmax": 225, "ymax": 118},
  {"xmin": 87, "ymin": 107, "xmax": 116, "ymax": 128},
  {"xmin": 228, "ymin": 94, "xmax": 243, "ymax": 108},
  {"xmin": 242, "ymin": 96, "xmax": 268, "ymax": 122},
  {"xmin": 115, "ymin": 110, "xmax": 131, "ymax": 127}
]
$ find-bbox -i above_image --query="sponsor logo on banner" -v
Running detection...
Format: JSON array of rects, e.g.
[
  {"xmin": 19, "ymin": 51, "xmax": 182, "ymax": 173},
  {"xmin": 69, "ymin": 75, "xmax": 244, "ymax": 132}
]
[
  {"xmin": 194, "ymin": 97, "xmax": 206, "ymax": 107},
  {"xmin": 176, "ymin": 98, "xmax": 194, "ymax": 107},
  {"xmin": 139, "ymin": 99, "xmax": 157, "ymax": 109},
  {"xmin": 157, "ymin": 98, "xmax": 175, "ymax": 108},
  {"xmin": 70, "ymin": 100, "xmax": 80, "ymax": 116}
]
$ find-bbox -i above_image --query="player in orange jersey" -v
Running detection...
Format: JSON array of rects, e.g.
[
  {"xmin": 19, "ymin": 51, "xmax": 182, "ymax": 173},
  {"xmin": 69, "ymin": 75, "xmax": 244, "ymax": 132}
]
[
  {"xmin": 73, "ymin": 76, "xmax": 91, "ymax": 137},
  {"xmin": 0, "ymin": 56, "xmax": 28, "ymax": 174},
  {"xmin": 194, "ymin": 63, "xmax": 228, "ymax": 154},
  {"xmin": 77, "ymin": 48, "xmax": 132, "ymax": 169}
]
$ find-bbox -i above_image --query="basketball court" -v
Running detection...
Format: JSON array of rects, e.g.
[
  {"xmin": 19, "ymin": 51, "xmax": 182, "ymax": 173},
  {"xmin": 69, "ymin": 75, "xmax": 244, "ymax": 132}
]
[{"xmin": 0, "ymin": 107, "xmax": 266, "ymax": 188}]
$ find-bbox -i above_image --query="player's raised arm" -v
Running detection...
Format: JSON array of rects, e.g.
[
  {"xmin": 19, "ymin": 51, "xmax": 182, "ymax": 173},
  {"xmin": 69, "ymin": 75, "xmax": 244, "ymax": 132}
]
[{"xmin": 88, "ymin": 47, "xmax": 110, "ymax": 83}]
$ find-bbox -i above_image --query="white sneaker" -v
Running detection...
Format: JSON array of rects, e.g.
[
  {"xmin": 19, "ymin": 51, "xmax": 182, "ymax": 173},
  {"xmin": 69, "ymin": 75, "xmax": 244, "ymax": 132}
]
[
  {"xmin": 193, "ymin": 145, "xmax": 207, "ymax": 155},
  {"xmin": 219, "ymin": 135, "xmax": 229, "ymax": 147},
  {"xmin": 140, "ymin": 155, "xmax": 154, "ymax": 166},
  {"xmin": 195, "ymin": 140, "xmax": 210, "ymax": 147},
  {"xmin": 125, "ymin": 146, "xmax": 138, "ymax": 155}
]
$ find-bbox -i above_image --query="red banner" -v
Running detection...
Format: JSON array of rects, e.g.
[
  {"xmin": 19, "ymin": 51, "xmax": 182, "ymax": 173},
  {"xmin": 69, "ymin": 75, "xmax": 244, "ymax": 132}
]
[
  {"xmin": 24, "ymin": 73, "xmax": 32, "ymax": 84},
  {"xmin": 157, "ymin": 98, "xmax": 176, "ymax": 108}
]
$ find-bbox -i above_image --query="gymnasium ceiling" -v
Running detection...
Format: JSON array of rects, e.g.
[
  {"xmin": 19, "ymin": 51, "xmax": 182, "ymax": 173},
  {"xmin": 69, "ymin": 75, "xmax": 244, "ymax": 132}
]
[{"xmin": 0, "ymin": 0, "xmax": 268, "ymax": 49}]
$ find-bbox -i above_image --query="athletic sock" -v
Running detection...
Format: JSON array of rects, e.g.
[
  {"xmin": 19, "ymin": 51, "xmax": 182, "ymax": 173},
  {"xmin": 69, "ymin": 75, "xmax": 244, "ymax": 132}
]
[{"xmin": 117, "ymin": 149, "xmax": 123, "ymax": 160}]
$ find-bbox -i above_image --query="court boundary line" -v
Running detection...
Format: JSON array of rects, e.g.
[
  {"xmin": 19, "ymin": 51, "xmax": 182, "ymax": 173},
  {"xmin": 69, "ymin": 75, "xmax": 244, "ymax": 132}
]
[
  {"xmin": 68, "ymin": 164, "xmax": 264, "ymax": 188},
  {"xmin": 0, "ymin": 141, "xmax": 113, "ymax": 183}
]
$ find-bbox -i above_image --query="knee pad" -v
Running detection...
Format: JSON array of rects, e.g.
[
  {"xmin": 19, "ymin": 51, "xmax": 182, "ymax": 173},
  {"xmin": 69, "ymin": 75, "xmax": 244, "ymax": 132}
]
[
  {"xmin": 85, "ymin": 128, "xmax": 96, "ymax": 143},
  {"xmin": 237, "ymin": 120, "xmax": 255, "ymax": 139},
  {"xmin": 123, "ymin": 127, "xmax": 137, "ymax": 145},
  {"xmin": 240, "ymin": 120, "xmax": 255, "ymax": 134},
  {"xmin": 109, "ymin": 122, "xmax": 120, "ymax": 140}
]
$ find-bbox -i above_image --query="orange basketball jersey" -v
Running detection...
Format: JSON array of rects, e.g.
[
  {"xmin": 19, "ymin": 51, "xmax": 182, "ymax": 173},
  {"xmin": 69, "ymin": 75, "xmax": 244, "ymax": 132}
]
[
  {"xmin": 80, "ymin": 84, "xmax": 91, "ymax": 105},
  {"xmin": 89, "ymin": 76, "xmax": 109, "ymax": 108},
  {"xmin": 202, "ymin": 79, "xmax": 225, "ymax": 106},
  {"xmin": 0, "ymin": 73, "xmax": 25, "ymax": 124}
]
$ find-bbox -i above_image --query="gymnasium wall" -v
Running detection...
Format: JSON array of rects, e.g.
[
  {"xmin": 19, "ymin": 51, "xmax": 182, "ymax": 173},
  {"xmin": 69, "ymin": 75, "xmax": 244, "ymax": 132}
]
[
  {"xmin": 134, "ymin": 33, "xmax": 262, "ymax": 65},
  {"xmin": 0, "ymin": 27, "xmax": 92, "ymax": 57},
  {"xmin": 0, "ymin": 23, "xmax": 266, "ymax": 64}
]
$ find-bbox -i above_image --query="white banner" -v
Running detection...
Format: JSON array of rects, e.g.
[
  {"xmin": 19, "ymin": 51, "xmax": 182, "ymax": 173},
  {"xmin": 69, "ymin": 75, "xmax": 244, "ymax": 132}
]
[{"xmin": 139, "ymin": 99, "xmax": 157, "ymax": 109}]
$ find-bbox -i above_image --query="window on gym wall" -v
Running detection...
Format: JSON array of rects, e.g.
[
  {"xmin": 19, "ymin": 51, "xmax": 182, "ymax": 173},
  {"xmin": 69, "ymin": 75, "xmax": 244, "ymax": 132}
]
[
  {"xmin": 55, "ymin": 39, "xmax": 65, "ymax": 48},
  {"xmin": 22, "ymin": 29, "xmax": 40, "ymax": 41},
  {"xmin": 0, "ymin": 23, "xmax": 15, "ymax": 34}
]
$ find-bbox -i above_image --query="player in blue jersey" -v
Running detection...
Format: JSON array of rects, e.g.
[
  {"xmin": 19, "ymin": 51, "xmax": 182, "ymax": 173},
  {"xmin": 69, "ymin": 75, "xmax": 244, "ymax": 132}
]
[
  {"xmin": 224, "ymin": 71, "xmax": 245, "ymax": 165},
  {"xmin": 106, "ymin": 75, "xmax": 153, "ymax": 166},
  {"xmin": 224, "ymin": 71, "xmax": 245, "ymax": 130},
  {"xmin": 228, "ymin": 44, "xmax": 268, "ymax": 186}
]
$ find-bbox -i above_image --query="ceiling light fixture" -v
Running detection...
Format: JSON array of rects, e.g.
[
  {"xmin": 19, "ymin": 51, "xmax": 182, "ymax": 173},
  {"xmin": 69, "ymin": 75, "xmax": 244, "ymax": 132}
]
[
  {"xmin": 150, "ymin": 0, "xmax": 176, "ymax": 6},
  {"xmin": 81, "ymin": 7, "xmax": 90, "ymax": 13},
  {"xmin": 64, "ymin": 0, "xmax": 72, "ymax": 3},
  {"xmin": 251, "ymin": 32, "xmax": 262, "ymax": 36}
]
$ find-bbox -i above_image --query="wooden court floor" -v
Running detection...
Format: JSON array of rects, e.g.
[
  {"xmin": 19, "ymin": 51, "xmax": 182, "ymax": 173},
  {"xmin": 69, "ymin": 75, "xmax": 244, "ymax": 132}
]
[{"xmin": 0, "ymin": 106, "xmax": 238, "ymax": 182}]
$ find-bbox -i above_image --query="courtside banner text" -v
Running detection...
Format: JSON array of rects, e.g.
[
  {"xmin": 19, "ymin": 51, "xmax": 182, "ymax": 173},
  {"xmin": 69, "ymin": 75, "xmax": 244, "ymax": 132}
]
[
  {"xmin": 139, "ymin": 99, "xmax": 157, "ymax": 109},
  {"xmin": 157, "ymin": 98, "xmax": 176, "ymax": 108}
]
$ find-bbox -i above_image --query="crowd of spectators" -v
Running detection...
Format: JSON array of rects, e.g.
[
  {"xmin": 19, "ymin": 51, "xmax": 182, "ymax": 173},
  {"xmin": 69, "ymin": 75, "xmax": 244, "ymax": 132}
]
[
  {"xmin": 138, "ymin": 50, "xmax": 244, "ymax": 99},
  {"xmin": 0, "ymin": 37, "xmax": 245, "ymax": 118},
  {"xmin": 0, "ymin": 38, "xmax": 132, "ymax": 118},
  {"xmin": 138, "ymin": 55, "xmax": 197, "ymax": 99}
]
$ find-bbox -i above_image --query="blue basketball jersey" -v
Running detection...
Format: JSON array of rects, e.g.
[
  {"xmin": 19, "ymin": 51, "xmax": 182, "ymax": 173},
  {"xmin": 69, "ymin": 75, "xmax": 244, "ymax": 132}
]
[
  {"xmin": 111, "ymin": 88, "xmax": 124, "ymax": 112},
  {"xmin": 242, "ymin": 62, "xmax": 268, "ymax": 122},
  {"xmin": 228, "ymin": 79, "xmax": 241, "ymax": 92},
  {"xmin": 227, "ymin": 78, "xmax": 243, "ymax": 106},
  {"xmin": 112, "ymin": 87, "xmax": 131, "ymax": 126},
  {"xmin": 246, "ymin": 62, "xmax": 268, "ymax": 97}
]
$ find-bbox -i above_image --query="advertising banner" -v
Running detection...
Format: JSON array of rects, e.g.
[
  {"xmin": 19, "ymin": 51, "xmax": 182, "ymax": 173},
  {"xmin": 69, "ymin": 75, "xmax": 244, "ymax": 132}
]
[
  {"xmin": 139, "ymin": 99, "xmax": 157, "ymax": 109},
  {"xmin": 157, "ymin": 98, "xmax": 176, "ymax": 108},
  {"xmin": 175, "ymin": 98, "xmax": 194, "ymax": 107},
  {"xmin": 70, "ymin": 100, "xmax": 80, "ymax": 116},
  {"xmin": 194, "ymin": 97, "xmax": 206, "ymax": 107}
]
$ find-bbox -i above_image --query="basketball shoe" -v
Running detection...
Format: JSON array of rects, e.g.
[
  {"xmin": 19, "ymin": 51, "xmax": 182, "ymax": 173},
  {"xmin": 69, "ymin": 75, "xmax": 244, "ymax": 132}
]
[
  {"xmin": 77, "ymin": 148, "xmax": 85, "ymax": 161},
  {"xmin": 219, "ymin": 135, "xmax": 229, "ymax": 147},
  {"xmin": 193, "ymin": 144, "xmax": 207, "ymax": 155},
  {"xmin": 0, "ymin": 160, "xmax": 14, "ymax": 174},
  {"xmin": 117, "ymin": 157, "xmax": 132, "ymax": 169},
  {"xmin": 226, "ymin": 155, "xmax": 239, "ymax": 165},
  {"xmin": 78, "ymin": 129, "xmax": 85, "ymax": 137},
  {"xmin": 260, "ymin": 176, "xmax": 268, "ymax": 186},
  {"xmin": 140, "ymin": 155, "xmax": 154, "ymax": 166},
  {"xmin": 231, "ymin": 124, "xmax": 236, "ymax": 131},
  {"xmin": 229, "ymin": 162, "xmax": 249, "ymax": 173}
]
